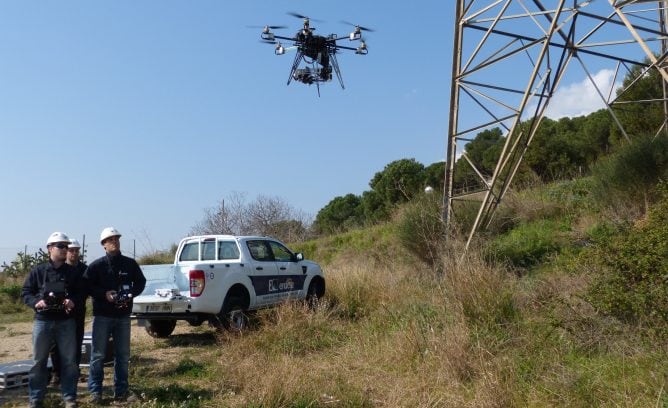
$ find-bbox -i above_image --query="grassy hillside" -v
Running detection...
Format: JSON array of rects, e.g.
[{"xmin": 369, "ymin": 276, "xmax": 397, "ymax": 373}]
[
  {"xmin": 130, "ymin": 208, "xmax": 665, "ymax": 407},
  {"xmin": 2, "ymin": 173, "xmax": 667, "ymax": 406}
]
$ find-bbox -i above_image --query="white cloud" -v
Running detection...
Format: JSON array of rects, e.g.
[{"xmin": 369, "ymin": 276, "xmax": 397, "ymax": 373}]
[{"xmin": 543, "ymin": 68, "xmax": 619, "ymax": 119}]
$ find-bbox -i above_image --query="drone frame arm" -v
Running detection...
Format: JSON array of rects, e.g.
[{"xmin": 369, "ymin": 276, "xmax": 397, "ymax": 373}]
[
  {"xmin": 329, "ymin": 43, "xmax": 359, "ymax": 52},
  {"xmin": 287, "ymin": 49, "xmax": 304, "ymax": 85},
  {"xmin": 329, "ymin": 49, "xmax": 345, "ymax": 90}
]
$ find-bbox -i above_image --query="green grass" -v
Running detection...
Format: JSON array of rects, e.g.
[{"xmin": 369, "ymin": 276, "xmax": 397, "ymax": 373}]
[{"xmin": 2, "ymin": 179, "xmax": 667, "ymax": 407}]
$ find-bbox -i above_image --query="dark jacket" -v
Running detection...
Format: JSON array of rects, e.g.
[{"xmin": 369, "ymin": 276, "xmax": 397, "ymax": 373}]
[
  {"xmin": 21, "ymin": 261, "xmax": 83, "ymax": 321},
  {"xmin": 84, "ymin": 252, "xmax": 146, "ymax": 318},
  {"xmin": 71, "ymin": 261, "xmax": 88, "ymax": 319}
]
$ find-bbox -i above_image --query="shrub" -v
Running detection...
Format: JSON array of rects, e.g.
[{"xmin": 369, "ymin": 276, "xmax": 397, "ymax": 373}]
[
  {"xmin": 587, "ymin": 185, "xmax": 668, "ymax": 335},
  {"xmin": 0, "ymin": 284, "xmax": 22, "ymax": 301},
  {"xmin": 490, "ymin": 219, "xmax": 569, "ymax": 268},
  {"xmin": 396, "ymin": 193, "xmax": 445, "ymax": 267},
  {"xmin": 591, "ymin": 135, "xmax": 668, "ymax": 213},
  {"xmin": 138, "ymin": 248, "xmax": 176, "ymax": 265}
]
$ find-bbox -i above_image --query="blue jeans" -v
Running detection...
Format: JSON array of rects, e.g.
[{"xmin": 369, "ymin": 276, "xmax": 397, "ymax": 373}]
[
  {"xmin": 30, "ymin": 318, "xmax": 78, "ymax": 403},
  {"xmin": 88, "ymin": 315, "xmax": 131, "ymax": 397}
]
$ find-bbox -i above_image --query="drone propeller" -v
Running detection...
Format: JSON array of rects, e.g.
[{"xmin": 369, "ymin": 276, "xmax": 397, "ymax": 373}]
[
  {"xmin": 340, "ymin": 20, "xmax": 375, "ymax": 32},
  {"xmin": 247, "ymin": 24, "xmax": 287, "ymax": 30},
  {"xmin": 287, "ymin": 12, "xmax": 323, "ymax": 23}
]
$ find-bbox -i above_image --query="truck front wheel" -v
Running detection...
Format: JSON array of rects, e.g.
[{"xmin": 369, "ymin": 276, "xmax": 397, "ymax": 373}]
[
  {"xmin": 145, "ymin": 319, "xmax": 177, "ymax": 338},
  {"xmin": 306, "ymin": 277, "xmax": 326, "ymax": 308}
]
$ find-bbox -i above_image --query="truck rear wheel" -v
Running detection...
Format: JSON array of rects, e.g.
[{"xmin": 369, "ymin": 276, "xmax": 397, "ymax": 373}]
[
  {"xmin": 145, "ymin": 319, "xmax": 176, "ymax": 338},
  {"xmin": 216, "ymin": 296, "xmax": 249, "ymax": 333}
]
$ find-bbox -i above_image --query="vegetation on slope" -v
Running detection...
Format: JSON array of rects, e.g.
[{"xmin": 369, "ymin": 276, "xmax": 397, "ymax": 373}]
[{"xmin": 1, "ymin": 135, "xmax": 667, "ymax": 408}]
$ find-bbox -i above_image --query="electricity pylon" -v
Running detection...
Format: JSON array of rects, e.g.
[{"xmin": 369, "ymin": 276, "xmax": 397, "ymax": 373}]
[{"xmin": 444, "ymin": 0, "xmax": 668, "ymax": 249}]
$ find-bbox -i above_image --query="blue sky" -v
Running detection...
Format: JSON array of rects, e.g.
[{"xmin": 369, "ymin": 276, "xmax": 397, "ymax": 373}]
[{"xmin": 0, "ymin": 1, "xmax": 647, "ymax": 264}]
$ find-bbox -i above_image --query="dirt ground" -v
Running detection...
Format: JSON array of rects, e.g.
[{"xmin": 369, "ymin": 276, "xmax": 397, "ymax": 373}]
[{"xmin": 0, "ymin": 318, "xmax": 156, "ymax": 406}]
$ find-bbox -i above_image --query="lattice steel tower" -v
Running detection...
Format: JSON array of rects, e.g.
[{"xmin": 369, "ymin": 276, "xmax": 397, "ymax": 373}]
[{"xmin": 445, "ymin": 0, "xmax": 668, "ymax": 248}]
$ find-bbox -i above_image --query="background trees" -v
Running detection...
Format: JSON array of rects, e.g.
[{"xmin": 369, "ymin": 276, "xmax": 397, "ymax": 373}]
[
  {"xmin": 194, "ymin": 61, "xmax": 664, "ymax": 242},
  {"xmin": 191, "ymin": 192, "xmax": 311, "ymax": 243}
]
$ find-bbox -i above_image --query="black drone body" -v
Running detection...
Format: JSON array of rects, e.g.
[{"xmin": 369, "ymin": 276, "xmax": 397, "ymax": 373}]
[{"xmin": 259, "ymin": 13, "xmax": 371, "ymax": 95}]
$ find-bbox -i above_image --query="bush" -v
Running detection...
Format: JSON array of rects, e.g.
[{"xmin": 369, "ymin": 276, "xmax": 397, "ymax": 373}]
[
  {"xmin": 591, "ymin": 135, "xmax": 668, "ymax": 213},
  {"xmin": 138, "ymin": 246, "xmax": 176, "ymax": 265},
  {"xmin": 490, "ymin": 220, "xmax": 569, "ymax": 268},
  {"xmin": 396, "ymin": 193, "xmax": 446, "ymax": 268},
  {"xmin": 0, "ymin": 284, "xmax": 22, "ymax": 301},
  {"xmin": 587, "ymin": 185, "xmax": 668, "ymax": 335}
]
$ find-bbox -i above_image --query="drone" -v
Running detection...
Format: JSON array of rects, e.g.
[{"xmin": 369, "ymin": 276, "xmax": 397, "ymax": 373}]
[{"xmin": 258, "ymin": 12, "xmax": 372, "ymax": 96}]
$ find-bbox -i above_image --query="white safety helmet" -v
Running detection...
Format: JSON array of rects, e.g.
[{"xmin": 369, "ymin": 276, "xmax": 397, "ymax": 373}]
[
  {"xmin": 46, "ymin": 231, "xmax": 70, "ymax": 246},
  {"xmin": 68, "ymin": 239, "xmax": 82, "ymax": 249},
  {"xmin": 100, "ymin": 227, "xmax": 122, "ymax": 244}
]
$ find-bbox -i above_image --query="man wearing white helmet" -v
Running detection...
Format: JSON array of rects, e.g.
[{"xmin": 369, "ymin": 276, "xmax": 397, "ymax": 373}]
[
  {"xmin": 66, "ymin": 239, "xmax": 88, "ymax": 367},
  {"xmin": 83, "ymin": 227, "xmax": 146, "ymax": 404},
  {"xmin": 21, "ymin": 232, "xmax": 83, "ymax": 408},
  {"xmin": 49, "ymin": 238, "xmax": 89, "ymax": 385}
]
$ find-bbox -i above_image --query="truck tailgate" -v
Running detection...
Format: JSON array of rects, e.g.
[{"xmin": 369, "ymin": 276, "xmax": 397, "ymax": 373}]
[{"xmin": 133, "ymin": 264, "xmax": 190, "ymax": 313}]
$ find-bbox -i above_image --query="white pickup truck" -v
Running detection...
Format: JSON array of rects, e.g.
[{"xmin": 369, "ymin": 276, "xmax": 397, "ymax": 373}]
[{"xmin": 131, "ymin": 235, "xmax": 325, "ymax": 338}]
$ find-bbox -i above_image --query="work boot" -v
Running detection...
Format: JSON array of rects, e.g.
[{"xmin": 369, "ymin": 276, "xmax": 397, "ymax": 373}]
[
  {"xmin": 88, "ymin": 393, "xmax": 102, "ymax": 405},
  {"xmin": 113, "ymin": 391, "xmax": 138, "ymax": 404},
  {"xmin": 64, "ymin": 400, "xmax": 78, "ymax": 408},
  {"xmin": 28, "ymin": 400, "xmax": 44, "ymax": 408}
]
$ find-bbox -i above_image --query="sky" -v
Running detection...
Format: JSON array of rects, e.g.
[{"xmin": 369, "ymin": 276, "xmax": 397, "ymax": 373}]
[{"xmin": 0, "ymin": 1, "xmax": 639, "ymax": 265}]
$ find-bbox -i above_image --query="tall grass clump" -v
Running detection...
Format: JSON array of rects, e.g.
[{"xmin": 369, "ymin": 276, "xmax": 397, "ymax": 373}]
[
  {"xmin": 443, "ymin": 242, "xmax": 518, "ymax": 335},
  {"xmin": 591, "ymin": 134, "xmax": 668, "ymax": 215},
  {"xmin": 0, "ymin": 283, "xmax": 28, "ymax": 316},
  {"xmin": 489, "ymin": 219, "xmax": 569, "ymax": 268},
  {"xmin": 396, "ymin": 193, "xmax": 446, "ymax": 268},
  {"xmin": 252, "ymin": 301, "xmax": 346, "ymax": 355},
  {"xmin": 324, "ymin": 256, "xmax": 403, "ymax": 321},
  {"xmin": 138, "ymin": 246, "xmax": 177, "ymax": 265}
]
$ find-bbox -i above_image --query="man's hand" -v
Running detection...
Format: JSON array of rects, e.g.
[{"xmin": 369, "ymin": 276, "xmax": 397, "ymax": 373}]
[
  {"xmin": 63, "ymin": 299, "xmax": 75, "ymax": 314},
  {"xmin": 105, "ymin": 290, "xmax": 117, "ymax": 303},
  {"xmin": 35, "ymin": 299, "xmax": 47, "ymax": 310}
]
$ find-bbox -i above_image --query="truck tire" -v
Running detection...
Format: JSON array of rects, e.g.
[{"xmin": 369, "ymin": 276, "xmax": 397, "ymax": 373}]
[
  {"xmin": 145, "ymin": 319, "xmax": 177, "ymax": 338},
  {"xmin": 217, "ymin": 296, "xmax": 249, "ymax": 333},
  {"xmin": 306, "ymin": 277, "xmax": 325, "ymax": 308}
]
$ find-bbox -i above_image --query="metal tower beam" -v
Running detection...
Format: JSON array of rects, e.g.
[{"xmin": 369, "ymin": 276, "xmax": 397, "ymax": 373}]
[{"xmin": 445, "ymin": 0, "xmax": 668, "ymax": 249}]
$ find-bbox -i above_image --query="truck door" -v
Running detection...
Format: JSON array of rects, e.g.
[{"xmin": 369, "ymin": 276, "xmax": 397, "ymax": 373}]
[
  {"xmin": 267, "ymin": 240, "xmax": 306, "ymax": 299},
  {"xmin": 245, "ymin": 240, "xmax": 281, "ymax": 306}
]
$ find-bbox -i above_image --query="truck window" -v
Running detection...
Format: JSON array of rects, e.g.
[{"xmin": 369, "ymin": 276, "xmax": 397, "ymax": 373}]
[
  {"xmin": 202, "ymin": 240, "xmax": 216, "ymax": 261},
  {"xmin": 247, "ymin": 240, "xmax": 273, "ymax": 261},
  {"xmin": 268, "ymin": 241, "xmax": 293, "ymax": 262},
  {"xmin": 218, "ymin": 241, "xmax": 240, "ymax": 260},
  {"xmin": 180, "ymin": 242, "xmax": 199, "ymax": 262}
]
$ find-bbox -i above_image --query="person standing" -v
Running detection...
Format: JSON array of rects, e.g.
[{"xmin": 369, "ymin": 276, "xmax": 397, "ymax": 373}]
[
  {"xmin": 84, "ymin": 227, "xmax": 146, "ymax": 404},
  {"xmin": 21, "ymin": 232, "xmax": 82, "ymax": 408},
  {"xmin": 49, "ymin": 238, "xmax": 88, "ymax": 384},
  {"xmin": 66, "ymin": 239, "xmax": 88, "ymax": 367}
]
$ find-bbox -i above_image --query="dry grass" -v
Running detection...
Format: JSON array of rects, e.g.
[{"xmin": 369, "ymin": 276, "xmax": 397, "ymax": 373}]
[
  {"xmin": 11, "ymin": 237, "xmax": 657, "ymax": 408},
  {"xmin": 118, "ymin": 245, "xmax": 667, "ymax": 407}
]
